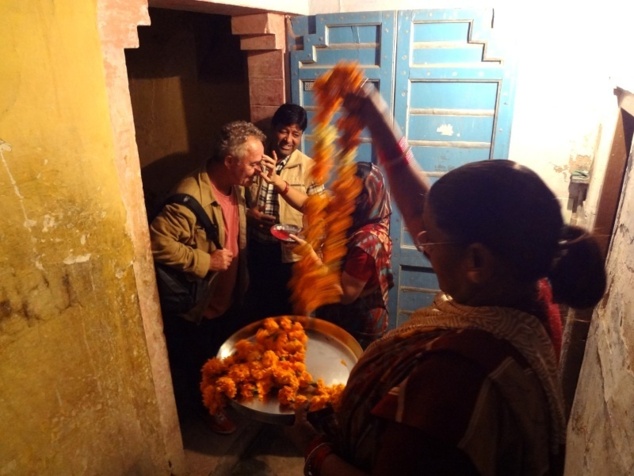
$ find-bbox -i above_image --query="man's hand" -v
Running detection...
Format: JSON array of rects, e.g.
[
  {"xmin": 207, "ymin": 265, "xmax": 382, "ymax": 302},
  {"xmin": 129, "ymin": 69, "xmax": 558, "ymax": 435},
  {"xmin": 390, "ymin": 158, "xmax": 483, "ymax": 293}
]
[
  {"xmin": 209, "ymin": 249, "xmax": 234, "ymax": 271},
  {"xmin": 247, "ymin": 207, "xmax": 276, "ymax": 233}
]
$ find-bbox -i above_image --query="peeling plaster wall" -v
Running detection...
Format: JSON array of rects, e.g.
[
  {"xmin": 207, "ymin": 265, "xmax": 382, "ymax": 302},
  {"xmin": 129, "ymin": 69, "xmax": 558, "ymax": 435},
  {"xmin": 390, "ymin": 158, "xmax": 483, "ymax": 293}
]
[
  {"xmin": 0, "ymin": 1, "xmax": 175, "ymax": 473},
  {"xmin": 566, "ymin": 157, "xmax": 634, "ymax": 475}
]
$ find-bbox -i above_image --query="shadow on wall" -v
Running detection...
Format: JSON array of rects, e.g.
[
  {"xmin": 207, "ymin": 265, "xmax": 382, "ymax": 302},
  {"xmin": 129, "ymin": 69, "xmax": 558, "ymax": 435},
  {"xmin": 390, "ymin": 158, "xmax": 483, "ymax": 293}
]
[
  {"xmin": 126, "ymin": 8, "xmax": 251, "ymax": 219},
  {"xmin": 142, "ymin": 153, "xmax": 204, "ymax": 219},
  {"xmin": 254, "ymin": 117, "xmax": 274, "ymax": 141}
]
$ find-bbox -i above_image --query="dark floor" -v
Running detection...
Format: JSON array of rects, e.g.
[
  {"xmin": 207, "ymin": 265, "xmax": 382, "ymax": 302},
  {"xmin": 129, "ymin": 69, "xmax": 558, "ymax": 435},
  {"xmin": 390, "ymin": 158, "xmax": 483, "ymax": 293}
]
[{"xmin": 179, "ymin": 406, "xmax": 304, "ymax": 476}]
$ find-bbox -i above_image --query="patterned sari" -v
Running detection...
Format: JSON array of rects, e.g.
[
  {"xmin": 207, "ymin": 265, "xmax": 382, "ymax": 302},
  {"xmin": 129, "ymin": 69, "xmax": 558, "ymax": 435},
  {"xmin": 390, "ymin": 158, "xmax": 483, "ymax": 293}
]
[
  {"xmin": 326, "ymin": 293, "xmax": 566, "ymax": 475},
  {"xmin": 316, "ymin": 162, "xmax": 393, "ymax": 348}
]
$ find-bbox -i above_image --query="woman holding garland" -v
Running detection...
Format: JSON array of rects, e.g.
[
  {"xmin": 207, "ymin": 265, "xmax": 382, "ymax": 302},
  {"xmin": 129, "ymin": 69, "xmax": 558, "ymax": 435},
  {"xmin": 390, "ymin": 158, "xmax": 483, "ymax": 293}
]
[
  {"xmin": 285, "ymin": 82, "xmax": 606, "ymax": 475},
  {"xmin": 286, "ymin": 161, "xmax": 393, "ymax": 349}
]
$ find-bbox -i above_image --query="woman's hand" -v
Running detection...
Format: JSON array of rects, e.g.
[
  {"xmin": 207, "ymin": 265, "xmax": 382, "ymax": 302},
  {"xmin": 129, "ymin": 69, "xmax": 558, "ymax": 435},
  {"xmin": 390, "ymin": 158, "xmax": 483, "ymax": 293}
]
[
  {"xmin": 288, "ymin": 233, "xmax": 307, "ymax": 246},
  {"xmin": 258, "ymin": 152, "xmax": 287, "ymax": 190},
  {"xmin": 257, "ymin": 151, "xmax": 310, "ymax": 211},
  {"xmin": 285, "ymin": 404, "xmax": 369, "ymax": 476},
  {"xmin": 343, "ymin": 82, "xmax": 390, "ymax": 133},
  {"xmin": 288, "ymin": 234, "xmax": 323, "ymax": 266},
  {"xmin": 345, "ymin": 81, "xmax": 430, "ymax": 241},
  {"xmin": 284, "ymin": 402, "xmax": 321, "ymax": 454}
]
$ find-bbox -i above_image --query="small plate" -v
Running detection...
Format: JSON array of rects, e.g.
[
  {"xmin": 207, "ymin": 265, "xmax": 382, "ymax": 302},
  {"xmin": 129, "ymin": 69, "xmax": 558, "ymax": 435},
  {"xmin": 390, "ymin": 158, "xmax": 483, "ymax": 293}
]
[
  {"xmin": 270, "ymin": 224, "xmax": 301, "ymax": 242},
  {"xmin": 217, "ymin": 316, "xmax": 363, "ymax": 424}
]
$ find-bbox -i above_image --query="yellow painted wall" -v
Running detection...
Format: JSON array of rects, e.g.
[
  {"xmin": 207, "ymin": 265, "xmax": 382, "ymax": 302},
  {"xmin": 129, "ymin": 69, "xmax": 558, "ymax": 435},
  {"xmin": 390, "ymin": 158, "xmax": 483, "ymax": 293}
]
[{"xmin": 0, "ymin": 1, "xmax": 172, "ymax": 473}]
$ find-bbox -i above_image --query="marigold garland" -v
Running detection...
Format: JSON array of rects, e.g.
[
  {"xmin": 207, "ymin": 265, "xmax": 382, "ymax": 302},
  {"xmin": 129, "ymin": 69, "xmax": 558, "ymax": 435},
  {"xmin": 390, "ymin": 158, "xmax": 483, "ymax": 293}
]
[
  {"xmin": 290, "ymin": 62, "xmax": 366, "ymax": 315},
  {"xmin": 200, "ymin": 317, "xmax": 345, "ymax": 415}
]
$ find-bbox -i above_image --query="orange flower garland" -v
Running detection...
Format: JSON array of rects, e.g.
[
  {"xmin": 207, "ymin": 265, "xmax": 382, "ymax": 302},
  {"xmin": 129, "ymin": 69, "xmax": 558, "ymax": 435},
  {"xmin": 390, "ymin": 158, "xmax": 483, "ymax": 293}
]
[
  {"xmin": 200, "ymin": 317, "xmax": 345, "ymax": 415},
  {"xmin": 289, "ymin": 62, "xmax": 366, "ymax": 315}
]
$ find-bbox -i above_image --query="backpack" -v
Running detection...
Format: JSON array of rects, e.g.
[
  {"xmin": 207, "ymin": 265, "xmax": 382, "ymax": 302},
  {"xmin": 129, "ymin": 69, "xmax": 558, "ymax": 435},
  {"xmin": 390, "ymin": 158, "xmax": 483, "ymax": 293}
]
[{"xmin": 151, "ymin": 193, "xmax": 221, "ymax": 319}]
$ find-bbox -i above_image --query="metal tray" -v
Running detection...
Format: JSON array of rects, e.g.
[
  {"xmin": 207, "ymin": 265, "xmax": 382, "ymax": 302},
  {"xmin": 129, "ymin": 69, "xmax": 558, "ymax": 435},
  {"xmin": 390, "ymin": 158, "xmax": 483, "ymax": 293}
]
[{"xmin": 217, "ymin": 316, "xmax": 363, "ymax": 424}]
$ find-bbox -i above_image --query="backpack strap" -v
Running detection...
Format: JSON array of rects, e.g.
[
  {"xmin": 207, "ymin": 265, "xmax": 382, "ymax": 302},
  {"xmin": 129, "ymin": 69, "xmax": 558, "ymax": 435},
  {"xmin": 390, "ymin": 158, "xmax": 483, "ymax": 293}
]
[{"xmin": 162, "ymin": 193, "xmax": 222, "ymax": 249}]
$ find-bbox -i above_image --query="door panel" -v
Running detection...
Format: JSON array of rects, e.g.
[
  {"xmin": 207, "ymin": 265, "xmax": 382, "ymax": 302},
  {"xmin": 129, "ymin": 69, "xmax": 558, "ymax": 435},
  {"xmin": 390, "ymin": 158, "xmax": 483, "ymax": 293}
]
[
  {"xmin": 392, "ymin": 9, "xmax": 514, "ymax": 325},
  {"xmin": 289, "ymin": 9, "xmax": 515, "ymax": 329},
  {"xmin": 289, "ymin": 12, "xmax": 397, "ymax": 163}
]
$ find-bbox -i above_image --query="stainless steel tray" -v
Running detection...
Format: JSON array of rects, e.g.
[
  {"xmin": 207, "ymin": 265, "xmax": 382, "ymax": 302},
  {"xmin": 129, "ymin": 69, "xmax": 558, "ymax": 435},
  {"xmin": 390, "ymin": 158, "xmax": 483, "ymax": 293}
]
[{"xmin": 217, "ymin": 316, "xmax": 363, "ymax": 424}]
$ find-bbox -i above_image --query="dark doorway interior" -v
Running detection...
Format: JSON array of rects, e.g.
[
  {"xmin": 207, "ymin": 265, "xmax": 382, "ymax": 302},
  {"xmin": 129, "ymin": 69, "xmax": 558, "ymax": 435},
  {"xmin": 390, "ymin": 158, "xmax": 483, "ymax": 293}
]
[{"xmin": 125, "ymin": 7, "xmax": 250, "ymax": 215}]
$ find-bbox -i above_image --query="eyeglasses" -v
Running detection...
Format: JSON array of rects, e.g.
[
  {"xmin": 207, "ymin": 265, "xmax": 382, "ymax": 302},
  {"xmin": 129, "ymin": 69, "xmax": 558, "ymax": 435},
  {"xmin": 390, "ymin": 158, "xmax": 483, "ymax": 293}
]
[{"xmin": 414, "ymin": 230, "xmax": 459, "ymax": 253}]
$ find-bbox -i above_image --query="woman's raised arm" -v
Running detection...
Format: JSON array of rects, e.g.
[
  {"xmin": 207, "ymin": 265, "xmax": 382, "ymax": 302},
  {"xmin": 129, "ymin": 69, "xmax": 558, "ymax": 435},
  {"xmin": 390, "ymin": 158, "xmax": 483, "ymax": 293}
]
[{"xmin": 344, "ymin": 83, "xmax": 431, "ymax": 240}]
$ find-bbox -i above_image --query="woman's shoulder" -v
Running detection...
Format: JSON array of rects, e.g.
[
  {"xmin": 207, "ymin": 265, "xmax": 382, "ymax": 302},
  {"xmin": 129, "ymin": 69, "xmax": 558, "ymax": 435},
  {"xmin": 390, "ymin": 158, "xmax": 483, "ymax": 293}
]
[{"xmin": 349, "ymin": 227, "xmax": 387, "ymax": 249}]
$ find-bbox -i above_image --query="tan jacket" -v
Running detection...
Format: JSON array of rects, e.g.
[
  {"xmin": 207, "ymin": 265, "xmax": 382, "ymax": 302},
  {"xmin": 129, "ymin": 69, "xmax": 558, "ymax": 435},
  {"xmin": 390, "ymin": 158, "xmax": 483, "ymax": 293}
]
[
  {"xmin": 247, "ymin": 149, "xmax": 318, "ymax": 262},
  {"xmin": 150, "ymin": 165, "xmax": 248, "ymax": 322}
]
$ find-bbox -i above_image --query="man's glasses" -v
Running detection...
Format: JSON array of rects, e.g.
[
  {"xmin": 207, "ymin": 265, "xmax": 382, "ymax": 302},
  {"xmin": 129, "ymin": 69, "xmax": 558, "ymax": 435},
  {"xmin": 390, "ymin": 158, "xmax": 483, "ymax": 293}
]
[{"xmin": 414, "ymin": 230, "xmax": 459, "ymax": 253}]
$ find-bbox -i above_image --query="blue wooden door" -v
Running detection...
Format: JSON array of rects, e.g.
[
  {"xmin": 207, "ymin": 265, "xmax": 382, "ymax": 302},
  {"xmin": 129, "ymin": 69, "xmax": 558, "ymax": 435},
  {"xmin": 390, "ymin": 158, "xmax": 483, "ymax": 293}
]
[
  {"xmin": 289, "ymin": 9, "xmax": 516, "ymax": 329},
  {"xmin": 289, "ymin": 11, "xmax": 397, "ymax": 164}
]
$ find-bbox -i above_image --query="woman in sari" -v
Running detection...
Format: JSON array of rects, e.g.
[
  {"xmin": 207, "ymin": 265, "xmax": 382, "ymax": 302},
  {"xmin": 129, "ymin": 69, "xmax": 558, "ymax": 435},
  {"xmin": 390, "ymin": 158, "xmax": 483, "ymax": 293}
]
[
  {"xmin": 314, "ymin": 161, "xmax": 393, "ymax": 348},
  {"xmin": 286, "ymin": 83, "xmax": 606, "ymax": 476}
]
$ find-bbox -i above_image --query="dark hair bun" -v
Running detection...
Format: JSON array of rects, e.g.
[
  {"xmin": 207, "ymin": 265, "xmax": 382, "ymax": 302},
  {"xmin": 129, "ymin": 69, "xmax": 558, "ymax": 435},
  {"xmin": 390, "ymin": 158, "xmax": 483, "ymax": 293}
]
[{"xmin": 549, "ymin": 225, "xmax": 606, "ymax": 309}]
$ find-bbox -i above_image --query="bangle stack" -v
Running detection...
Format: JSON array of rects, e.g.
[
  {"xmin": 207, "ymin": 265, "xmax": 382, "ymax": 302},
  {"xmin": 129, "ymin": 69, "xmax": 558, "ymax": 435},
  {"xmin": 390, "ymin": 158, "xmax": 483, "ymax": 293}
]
[
  {"xmin": 304, "ymin": 435, "xmax": 334, "ymax": 476},
  {"xmin": 279, "ymin": 180, "xmax": 290, "ymax": 196}
]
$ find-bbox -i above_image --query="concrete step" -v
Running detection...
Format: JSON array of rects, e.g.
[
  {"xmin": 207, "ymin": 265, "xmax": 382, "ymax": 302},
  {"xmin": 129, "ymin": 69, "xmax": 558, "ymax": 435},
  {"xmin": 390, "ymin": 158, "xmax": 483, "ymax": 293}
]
[
  {"xmin": 179, "ymin": 407, "xmax": 305, "ymax": 476},
  {"xmin": 180, "ymin": 407, "xmax": 264, "ymax": 476},
  {"xmin": 229, "ymin": 423, "xmax": 304, "ymax": 476}
]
